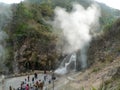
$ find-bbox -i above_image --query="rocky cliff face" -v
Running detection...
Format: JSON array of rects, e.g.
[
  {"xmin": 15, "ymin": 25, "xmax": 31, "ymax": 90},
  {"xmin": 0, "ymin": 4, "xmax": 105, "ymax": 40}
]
[
  {"xmin": 4, "ymin": 3, "xmax": 60, "ymax": 73},
  {"xmin": 88, "ymin": 18, "xmax": 120, "ymax": 66},
  {"xmin": 3, "ymin": 0, "xmax": 120, "ymax": 74}
]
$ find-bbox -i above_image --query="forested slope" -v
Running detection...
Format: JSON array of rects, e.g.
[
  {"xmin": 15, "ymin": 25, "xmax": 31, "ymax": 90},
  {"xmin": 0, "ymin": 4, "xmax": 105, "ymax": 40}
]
[{"xmin": 2, "ymin": 0, "xmax": 120, "ymax": 73}]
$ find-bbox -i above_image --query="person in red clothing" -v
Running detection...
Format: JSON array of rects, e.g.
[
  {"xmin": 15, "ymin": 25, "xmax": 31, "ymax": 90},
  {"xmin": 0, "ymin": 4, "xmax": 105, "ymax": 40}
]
[{"xmin": 25, "ymin": 84, "xmax": 29, "ymax": 90}]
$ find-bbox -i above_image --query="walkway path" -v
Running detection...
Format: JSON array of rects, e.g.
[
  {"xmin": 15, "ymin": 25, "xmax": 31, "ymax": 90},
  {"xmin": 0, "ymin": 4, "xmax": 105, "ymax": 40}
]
[{"xmin": 1, "ymin": 73, "xmax": 52, "ymax": 90}]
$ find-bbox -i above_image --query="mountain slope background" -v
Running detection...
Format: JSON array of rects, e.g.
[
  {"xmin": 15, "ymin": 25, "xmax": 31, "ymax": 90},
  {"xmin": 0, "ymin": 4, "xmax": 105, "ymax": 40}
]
[
  {"xmin": 1, "ymin": 0, "xmax": 120, "ymax": 76},
  {"xmin": 0, "ymin": 0, "xmax": 120, "ymax": 89},
  {"xmin": 47, "ymin": 18, "xmax": 120, "ymax": 90}
]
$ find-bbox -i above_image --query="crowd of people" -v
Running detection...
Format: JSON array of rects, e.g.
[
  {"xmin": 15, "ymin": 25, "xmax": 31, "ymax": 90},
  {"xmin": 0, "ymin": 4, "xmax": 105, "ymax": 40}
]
[{"xmin": 9, "ymin": 72, "xmax": 52, "ymax": 90}]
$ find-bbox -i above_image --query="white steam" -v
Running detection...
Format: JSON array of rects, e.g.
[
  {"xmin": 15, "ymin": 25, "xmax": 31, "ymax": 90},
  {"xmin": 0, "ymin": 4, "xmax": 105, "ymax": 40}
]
[
  {"xmin": 52, "ymin": 3, "xmax": 101, "ymax": 54},
  {"xmin": 52, "ymin": 3, "xmax": 101, "ymax": 74},
  {"xmin": 0, "ymin": 3, "xmax": 12, "ymax": 72}
]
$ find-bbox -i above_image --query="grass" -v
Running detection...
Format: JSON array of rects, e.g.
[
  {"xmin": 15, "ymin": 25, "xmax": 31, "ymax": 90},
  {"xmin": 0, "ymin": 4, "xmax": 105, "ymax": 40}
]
[{"xmin": 92, "ymin": 67, "xmax": 101, "ymax": 73}]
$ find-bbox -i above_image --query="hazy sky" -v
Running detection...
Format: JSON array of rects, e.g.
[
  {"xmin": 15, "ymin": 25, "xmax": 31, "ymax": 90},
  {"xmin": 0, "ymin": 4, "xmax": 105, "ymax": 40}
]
[
  {"xmin": 0, "ymin": 0, "xmax": 24, "ymax": 4},
  {"xmin": 0, "ymin": 0, "xmax": 119, "ymax": 10},
  {"xmin": 94, "ymin": 0, "xmax": 120, "ymax": 10}
]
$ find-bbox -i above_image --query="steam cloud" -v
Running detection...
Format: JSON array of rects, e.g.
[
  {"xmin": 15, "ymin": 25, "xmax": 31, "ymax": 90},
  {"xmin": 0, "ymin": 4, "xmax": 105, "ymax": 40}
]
[
  {"xmin": 0, "ymin": 3, "xmax": 12, "ymax": 72},
  {"xmin": 52, "ymin": 3, "xmax": 101, "ymax": 54}
]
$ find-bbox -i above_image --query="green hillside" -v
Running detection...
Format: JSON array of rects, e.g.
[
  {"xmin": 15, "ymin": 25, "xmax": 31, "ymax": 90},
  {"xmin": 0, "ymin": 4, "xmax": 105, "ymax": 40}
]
[{"xmin": 2, "ymin": 0, "xmax": 120, "ymax": 74}]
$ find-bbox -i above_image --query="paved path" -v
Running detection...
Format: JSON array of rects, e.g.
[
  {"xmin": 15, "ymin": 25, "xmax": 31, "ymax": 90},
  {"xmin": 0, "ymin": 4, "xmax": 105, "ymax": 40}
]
[{"xmin": 1, "ymin": 73, "xmax": 52, "ymax": 90}]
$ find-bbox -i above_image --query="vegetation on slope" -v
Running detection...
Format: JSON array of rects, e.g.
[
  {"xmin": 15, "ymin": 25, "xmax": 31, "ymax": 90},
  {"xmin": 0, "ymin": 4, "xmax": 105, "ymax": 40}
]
[
  {"xmin": 2, "ymin": 0, "xmax": 120, "ymax": 73},
  {"xmin": 4, "ymin": 2, "xmax": 58, "ymax": 73},
  {"xmin": 88, "ymin": 18, "xmax": 120, "ymax": 65}
]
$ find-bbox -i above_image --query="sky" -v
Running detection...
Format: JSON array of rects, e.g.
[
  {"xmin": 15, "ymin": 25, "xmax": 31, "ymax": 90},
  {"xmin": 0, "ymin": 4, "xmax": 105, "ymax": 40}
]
[
  {"xmin": 94, "ymin": 0, "xmax": 120, "ymax": 10},
  {"xmin": 0, "ymin": 0, "xmax": 24, "ymax": 4},
  {"xmin": 0, "ymin": 0, "xmax": 120, "ymax": 10}
]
